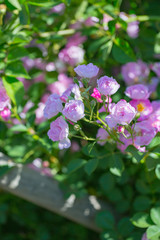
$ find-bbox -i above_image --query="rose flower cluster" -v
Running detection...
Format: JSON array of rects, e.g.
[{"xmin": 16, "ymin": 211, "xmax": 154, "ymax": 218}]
[{"xmin": 43, "ymin": 63, "xmax": 159, "ymax": 152}]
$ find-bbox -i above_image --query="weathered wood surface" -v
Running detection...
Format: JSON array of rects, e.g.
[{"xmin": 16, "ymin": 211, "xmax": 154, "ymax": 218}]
[{"xmin": 0, "ymin": 152, "xmax": 114, "ymax": 232}]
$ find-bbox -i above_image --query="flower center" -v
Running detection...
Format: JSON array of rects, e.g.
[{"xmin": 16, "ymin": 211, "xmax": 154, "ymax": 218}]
[{"xmin": 137, "ymin": 103, "xmax": 145, "ymax": 112}]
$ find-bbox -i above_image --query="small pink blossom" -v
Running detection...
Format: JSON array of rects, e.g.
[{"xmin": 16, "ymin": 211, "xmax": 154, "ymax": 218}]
[
  {"xmin": 97, "ymin": 76, "xmax": 120, "ymax": 96},
  {"xmin": 48, "ymin": 116, "xmax": 71, "ymax": 149},
  {"xmin": 150, "ymin": 62, "xmax": 160, "ymax": 77},
  {"xmin": 121, "ymin": 61, "xmax": 149, "ymax": 85},
  {"xmin": 127, "ymin": 15, "xmax": 139, "ymax": 38},
  {"xmin": 61, "ymin": 84, "xmax": 81, "ymax": 102},
  {"xmin": 84, "ymin": 17, "xmax": 99, "ymax": 26},
  {"xmin": 74, "ymin": 63, "xmax": 99, "ymax": 78},
  {"xmin": 59, "ymin": 46, "xmax": 84, "ymax": 66},
  {"xmin": 130, "ymin": 99, "xmax": 153, "ymax": 121},
  {"xmin": 91, "ymin": 88, "xmax": 103, "ymax": 102},
  {"xmin": 125, "ymin": 84, "xmax": 151, "ymax": 100},
  {"xmin": 46, "ymin": 62, "xmax": 55, "ymax": 72},
  {"xmin": 106, "ymin": 99, "xmax": 136, "ymax": 126},
  {"xmin": 147, "ymin": 101, "xmax": 160, "ymax": 131},
  {"xmin": 49, "ymin": 3, "xmax": 65, "ymax": 14},
  {"xmin": 103, "ymin": 14, "xmax": 113, "ymax": 30},
  {"xmin": 35, "ymin": 102, "xmax": 45, "ymax": 124},
  {"xmin": 0, "ymin": 84, "xmax": 10, "ymax": 111},
  {"xmin": 141, "ymin": 233, "xmax": 148, "ymax": 240},
  {"xmin": 97, "ymin": 128, "xmax": 109, "ymax": 146},
  {"xmin": 44, "ymin": 94, "xmax": 63, "ymax": 119},
  {"xmin": 134, "ymin": 121, "xmax": 157, "ymax": 146},
  {"xmin": 0, "ymin": 107, "xmax": 11, "ymax": 121},
  {"xmin": 62, "ymin": 100, "xmax": 85, "ymax": 122},
  {"xmin": 66, "ymin": 33, "xmax": 87, "ymax": 48}
]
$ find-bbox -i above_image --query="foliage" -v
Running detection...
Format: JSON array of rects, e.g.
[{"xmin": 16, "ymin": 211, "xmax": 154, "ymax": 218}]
[{"xmin": 0, "ymin": 0, "xmax": 160, "ymax": 239}]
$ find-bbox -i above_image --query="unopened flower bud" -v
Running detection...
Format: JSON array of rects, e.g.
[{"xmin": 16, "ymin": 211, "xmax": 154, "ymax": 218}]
[
  {"xmin": 74, "ymin": 124, "xmax": 81, "ymax": 131},
  {"xmin": 117, "ymin": 126, "xmax": 125, "ymax": 133}
]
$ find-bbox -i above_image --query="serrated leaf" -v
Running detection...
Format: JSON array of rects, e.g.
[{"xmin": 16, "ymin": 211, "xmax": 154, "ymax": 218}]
[{"xmin": 84, "ymin": 158, "xmax": 98, "ymax": 175}]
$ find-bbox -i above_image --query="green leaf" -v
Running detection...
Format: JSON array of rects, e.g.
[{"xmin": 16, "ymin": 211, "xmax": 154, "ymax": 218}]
[
  {"xmin": 28, "ymin": 0, "xmax": 61, "ymax": 7},
  {"xmin": 146, "ymin": 156, "xmax": 160, "ymax": 171},
  {"xmin": 155, "ymin": 165, "xmax": 160, "ymax": 180},
  {"xmin": 154, "ymin": 32, "xmax": 160, "ymax": 54},
  {"xmin": 147, "ymin": 225, "xmax": 160, "ymax": 240},
  {"xmin": 117, "ymin": 218, "xmax": 134, "ymax": 237},
  {"xmin": 112, "ymin": 38, "xmax": 135, "ymax": 63},
  {"xmin": 2, "ymin": 76, "xmax": 24, "ymax": 107},
  {"xmin": 96, "ymin": 211, "xmax": 115, "ymax": 230},
  {"xmin": 8, "ymin": 47, "xmax": 28, "ymax": 62},
  {"xmin": 133, "ymin": 196, "xmax": 151, "ymax": 211},
  {"xmin": 131, "ymin": 212, "xmax": 153, "ymax": 228},
  {"xmin": 84, "ymin": 158, "xmax": 99, "ymax": 175},
  {"xmin": 126, "ymin": 145, "xmax": 144, "ymax": 163},
  {"xmin": 19, "ymin": 4, "xmax": 30, "ymax": 25},
  {"xmin": 9, "ymin": 124, "xmax": 27, "ymax": 132},
  {"xmin": 99, "ymin": 173, "xmax": 115, "ymax": 193},
  {"xmin": 0, "ymin": 165, "xmax": 12, "ymax": 177},
  {"xmin": 109, "ymin": 153, "xmax": 124, "ymax": 176},
  {"xmin": 148, "ymin": 137, "xmax": 160, "ymax": 149},
  {"xmin": 5, "ymin": 61, "xmax": 30, "ymax": 79},
  {"xmin": 5, "ymin": 0, "xmax": 22, "ymax": 10},
  {"xmin": 66, "ymin": 159, "xmax": 87, "ymax": 174},
  {"xmin": 150, "ymin": 207, "xmax": 160, "ymax": 226}
]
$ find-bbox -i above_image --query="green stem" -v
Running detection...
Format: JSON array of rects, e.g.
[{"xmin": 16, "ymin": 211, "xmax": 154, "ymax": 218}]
[{"xmin": 127, "ymin": 15, "xmax": 160, "ymax": 22}]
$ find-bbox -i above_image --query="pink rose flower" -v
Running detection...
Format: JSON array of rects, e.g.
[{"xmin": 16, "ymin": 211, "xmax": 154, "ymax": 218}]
[
  {"xmin": 150, "ymin": 62, "xmax": 160, "ymax": 77},
  {"xmin": 106, "ymin": 99, "xmax": 136, "ymax": 126},
  {"xmin": 121, "ymin": 61, "xmax": 149, "ymax": 85},
  {"xmin": 130, "ymin": 99, "xmax": 153, "ymax": 121},
  {"xmin": 74, "ymin": 63, "xmax": 99, "ymax": 78},
  {"xmin": 47, "ymin": 116, "xmax": 71, "ymax": 149},
  {"xmin": 125, "ymin": 84, "xmax": 151, "ymax": 100},
  {"xmin": 127, "ymin": 15, "xmax": 139, "ymax": 39},
  {"xmin": 62, "ymin": 100, "xmax": 85, "ymax": 122},
  {"xmin": 59, "ymin": 46, "xmax": 84, "ymax": 66},
  {"xmin": 35, "ymin": 102, "xmax": 45, "ymax": 124},
  {"xmin": 43, "ymin": 94, "xmax": 63, "ymax": 119},
  {"xmin": 97, "ymin": 76, "xmax": 120, "ymax": 96},
  {"xmin": 61, "ymin": 84, "xmax": 81, "ymax": 102},
  {"xmin": 66, "ymin": 33, "xmax": 87, "ymax": 48},
  {"xmin": 84, "ymin": 16, "xmax": 99, "ymax": 26},
  {"xmin": 0, "ymin": 84, "xmax": 10, "ymax": 111},
  {"xmin": 49, "ymin": 3, "xmax": 65, "ymax": 14},
  {"xmin": 96, "ymin": 128, "xmax": 109, "ymax": 146},
  {"xmin": 48, "ymin": 73, "xmax": 73, "ymax": 96},
  {"xmin": 134, "ymin": 121, "xmax": 157, "ymax": 146},
  {"xmin": 147, "ymin": 101, "xmax": 160, "ymax": 131}
]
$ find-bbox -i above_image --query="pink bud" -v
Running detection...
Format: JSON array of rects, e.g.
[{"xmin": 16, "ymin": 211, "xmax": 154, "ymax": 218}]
[{"xmin": 0, "ymin": 107, "xmax": 11, "ymax": 121}]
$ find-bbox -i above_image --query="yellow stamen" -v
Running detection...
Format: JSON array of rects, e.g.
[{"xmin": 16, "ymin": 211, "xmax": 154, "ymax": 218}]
[{"xmin": 137, "ymin": 103, "xmax": 145, "ymax": 112}]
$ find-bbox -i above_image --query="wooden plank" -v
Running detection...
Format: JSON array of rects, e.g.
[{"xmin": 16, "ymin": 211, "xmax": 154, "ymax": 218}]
[{"xmin": 0, "ymin": 152, "xmax": 114, "ymax": 232}]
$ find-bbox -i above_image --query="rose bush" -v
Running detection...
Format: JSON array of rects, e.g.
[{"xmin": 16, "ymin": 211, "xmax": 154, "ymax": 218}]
[{"xmin": 0, "ymin": 0, "xmax": 160, "ymax": 239}]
